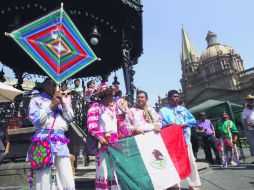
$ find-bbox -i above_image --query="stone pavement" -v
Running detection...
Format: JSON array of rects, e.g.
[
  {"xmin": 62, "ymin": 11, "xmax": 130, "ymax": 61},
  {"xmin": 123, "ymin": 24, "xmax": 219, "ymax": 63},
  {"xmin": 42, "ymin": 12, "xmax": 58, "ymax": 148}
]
[
  {"xmin": 73, "ymin": 153, "xmax": 210, "ymax": 189},
  {"xmin": 180, "ymin": 147, "xmax": 254, "ymax": 190},
  {"xmin": 0, "ymin": 148, "xmax": 253, "ymax": 190},
  {"xmin": 196, "ymin": 161, "xmax": 209, "ymax": 171}
]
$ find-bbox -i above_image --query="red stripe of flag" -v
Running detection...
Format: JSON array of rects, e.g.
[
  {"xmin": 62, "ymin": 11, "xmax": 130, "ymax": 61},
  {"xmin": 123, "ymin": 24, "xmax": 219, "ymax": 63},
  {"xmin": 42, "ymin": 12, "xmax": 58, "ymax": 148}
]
[{"xmin": 160, "ymin": 125, "xmax": 191, "ymax": 180}]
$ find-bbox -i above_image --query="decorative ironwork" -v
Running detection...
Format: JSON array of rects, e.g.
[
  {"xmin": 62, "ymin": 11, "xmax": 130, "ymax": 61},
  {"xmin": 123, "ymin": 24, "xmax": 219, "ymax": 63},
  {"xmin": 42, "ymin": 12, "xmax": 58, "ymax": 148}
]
[
  {"xmin": 0, "ymin": 91, "xmax": 88, "ymax": 131},
  {"xmin": 101, "ymin": 74, "xmax": 109, "ymax": 82},
  {"xmin": 71, "ymin": 93, "xmax": 87, "ymax": 132},
  {"xmin": 130, "ymin": 60, "xmax": 136, "ymax": 102},
  {"xmin": 122, "ymin": 31, "xmax": 135, "ymax": 104},
  {"xmin": 122, "ymin": 0, "xmax": 142, "ymax": 11},
  {"xmin": 13, "ymin": 69, "xmax": 25, "ymax": 91},
  {"xmin": 0, "ymin": 67, "xmax": 5, "ymax": 82},
  {"xmin": 0, "ymin": 94, "xmax": 33, "ymax": 129},
  {"xmin": 112, "ymin": 73, "xmax": 120, "ymax": 86}
]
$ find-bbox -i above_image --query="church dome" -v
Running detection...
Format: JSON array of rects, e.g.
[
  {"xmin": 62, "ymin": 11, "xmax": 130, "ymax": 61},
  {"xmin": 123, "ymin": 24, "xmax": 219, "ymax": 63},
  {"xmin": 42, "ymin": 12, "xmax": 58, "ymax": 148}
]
[
  {"xmin": 200, "ymin": 31, "xmax": 235, "ymax": 62},
  {"xmin": 201, "ymin": 44, "xmax": 234, "ymax": 61}
]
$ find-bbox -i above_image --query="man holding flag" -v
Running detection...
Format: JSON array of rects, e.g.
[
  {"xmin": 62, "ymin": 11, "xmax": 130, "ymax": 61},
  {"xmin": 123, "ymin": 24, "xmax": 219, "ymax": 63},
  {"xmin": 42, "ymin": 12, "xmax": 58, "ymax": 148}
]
[
  {"xmin": 106, "ymin": 90, "xmax": 191, "ymax": 190},
  {"xmin": 159, "ymin": 90, "xmax": 201, "ymax": 190}
]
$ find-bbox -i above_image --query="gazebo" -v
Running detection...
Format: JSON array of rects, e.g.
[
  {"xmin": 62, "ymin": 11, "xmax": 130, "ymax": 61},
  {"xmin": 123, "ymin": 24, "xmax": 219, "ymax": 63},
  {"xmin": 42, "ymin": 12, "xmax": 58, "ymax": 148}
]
[
  {"xmin": 0, "ymin": 0, "xmax": 143, "ymax": 102},
  {"xmin": 0, "ymin": 1, "xmax": 143, "ymax": 186}
]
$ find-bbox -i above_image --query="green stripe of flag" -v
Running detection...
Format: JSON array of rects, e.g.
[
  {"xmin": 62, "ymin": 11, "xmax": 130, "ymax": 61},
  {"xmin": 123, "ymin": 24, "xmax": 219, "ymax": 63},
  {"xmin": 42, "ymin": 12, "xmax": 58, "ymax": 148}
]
[{"xmin": 108, "ymin": 136, "xmax": 153, "ymax": 190}]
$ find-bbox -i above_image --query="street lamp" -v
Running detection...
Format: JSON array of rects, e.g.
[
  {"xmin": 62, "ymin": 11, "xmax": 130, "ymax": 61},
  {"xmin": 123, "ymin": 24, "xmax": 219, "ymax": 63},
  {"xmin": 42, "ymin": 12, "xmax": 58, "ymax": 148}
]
[{"xmin": 90, "ymin": 25, "xmax": 101, "ymax": 46}]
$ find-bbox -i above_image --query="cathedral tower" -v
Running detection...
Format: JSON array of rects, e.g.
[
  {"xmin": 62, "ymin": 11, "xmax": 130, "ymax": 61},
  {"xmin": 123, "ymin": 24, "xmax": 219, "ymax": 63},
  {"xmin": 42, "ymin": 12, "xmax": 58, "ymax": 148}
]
[
  {"xmin": 180, "ymin": 28, "xmax": 200, "ymax": 93},
  {"xmin": 180, "ymin": 29, "xmax": 250, "ymax": 107}
]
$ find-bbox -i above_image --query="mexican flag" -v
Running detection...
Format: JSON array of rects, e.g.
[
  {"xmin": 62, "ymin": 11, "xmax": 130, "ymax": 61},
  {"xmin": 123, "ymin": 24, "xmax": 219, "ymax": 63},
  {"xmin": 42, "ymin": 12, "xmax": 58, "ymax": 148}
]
[{"xmin": 106, "ymin": 125, "xmax": 190, "ymax": 190}]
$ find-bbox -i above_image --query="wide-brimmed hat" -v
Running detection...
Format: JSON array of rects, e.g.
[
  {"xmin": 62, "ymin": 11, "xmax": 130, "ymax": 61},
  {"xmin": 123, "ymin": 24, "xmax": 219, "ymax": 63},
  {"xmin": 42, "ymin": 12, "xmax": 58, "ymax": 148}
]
[
  {"xmin": 92, "ymin": 82, "xmax": 116, "ymax": 98},
  {"xmin": 244, "ymin": 94, "xmax": 254, "ymax": 100}
]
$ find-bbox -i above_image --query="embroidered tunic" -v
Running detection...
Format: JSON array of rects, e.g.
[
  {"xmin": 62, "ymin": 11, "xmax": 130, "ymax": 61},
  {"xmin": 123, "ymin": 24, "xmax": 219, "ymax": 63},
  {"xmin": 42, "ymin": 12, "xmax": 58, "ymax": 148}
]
[
  {"xmin": 87, "ymin": 102, "xmax": 120, "ymax": 190},
  {"xmin": 29, "ymin": 93, "xmax": 74, "ymax": 156},
  {"xmin": 28, "ymin": 92, "xmax": 75, "ymax": 190},
  {"xmin": 159, "ymin": 105, "xmax": 196, "ymax": 145},
  {"xmin": 125, "ymin": 106, "xmax": 162, "ymax": 132}
]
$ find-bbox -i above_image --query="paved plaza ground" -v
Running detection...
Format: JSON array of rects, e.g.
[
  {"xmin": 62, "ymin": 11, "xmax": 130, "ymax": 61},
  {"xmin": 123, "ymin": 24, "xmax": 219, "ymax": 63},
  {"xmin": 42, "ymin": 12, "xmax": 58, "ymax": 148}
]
[
  {"xmin": 178, "ymin": 147, "xmax": 254, "ymax": 190},
  {"xmin": 1, "ymin": 148, "xmax": 253, "ymax": 190}
]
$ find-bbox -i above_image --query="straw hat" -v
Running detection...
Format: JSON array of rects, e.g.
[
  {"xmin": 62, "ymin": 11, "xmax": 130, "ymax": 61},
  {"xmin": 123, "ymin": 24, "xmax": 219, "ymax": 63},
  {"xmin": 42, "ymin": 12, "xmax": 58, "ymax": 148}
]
[{"xmin": 244, "ymin": 94, "xmax": 254, "ymax": 100}]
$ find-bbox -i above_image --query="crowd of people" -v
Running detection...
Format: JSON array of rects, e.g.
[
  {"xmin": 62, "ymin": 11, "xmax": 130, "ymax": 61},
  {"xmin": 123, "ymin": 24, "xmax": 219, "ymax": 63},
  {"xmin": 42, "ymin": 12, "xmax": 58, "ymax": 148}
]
[
  {"xmin": 194, "ymin": 111, "xmax": 240, "ymax": 167},
  {"xmin": 1, "ymin": 77, "xmax": 254, "ymax": 190},
  {"xmin": 190, "ymin": 94, "xmax": 254, "ymax": 169}
]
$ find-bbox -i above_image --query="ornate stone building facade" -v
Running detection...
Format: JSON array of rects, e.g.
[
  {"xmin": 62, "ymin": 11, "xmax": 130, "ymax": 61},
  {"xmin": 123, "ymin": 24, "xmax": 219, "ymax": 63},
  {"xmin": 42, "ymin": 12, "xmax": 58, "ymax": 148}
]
[{"xmin": 180, "ymin": 28, "xmax": 254, "ymax": 107}]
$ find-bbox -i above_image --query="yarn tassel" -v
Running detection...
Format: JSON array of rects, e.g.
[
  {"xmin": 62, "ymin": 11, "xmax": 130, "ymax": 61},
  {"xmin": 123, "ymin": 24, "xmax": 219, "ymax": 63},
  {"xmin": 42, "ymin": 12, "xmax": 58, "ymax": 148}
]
[{"xmin": 27, "ymin": 169, "xmax": 33, "ymax": 190}]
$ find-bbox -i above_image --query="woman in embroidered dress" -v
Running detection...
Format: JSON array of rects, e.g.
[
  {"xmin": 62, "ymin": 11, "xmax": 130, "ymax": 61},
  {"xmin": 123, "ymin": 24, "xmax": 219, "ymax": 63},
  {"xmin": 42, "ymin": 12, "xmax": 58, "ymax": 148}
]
[
  {"xmin": 87, "ymin": 83, "xmax": 120, "ymax": 190},
  {"xmin": 28, "ymin": 78, "xmax": 75, "ymax": 190}
]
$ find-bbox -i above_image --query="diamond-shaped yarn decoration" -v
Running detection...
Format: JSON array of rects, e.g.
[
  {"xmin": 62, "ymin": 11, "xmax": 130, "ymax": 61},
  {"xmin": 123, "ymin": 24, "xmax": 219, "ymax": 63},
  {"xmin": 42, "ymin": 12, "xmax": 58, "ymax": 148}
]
[{"xmin": 6, "ymin": 6, "xmax": 97, "ymax": 84}]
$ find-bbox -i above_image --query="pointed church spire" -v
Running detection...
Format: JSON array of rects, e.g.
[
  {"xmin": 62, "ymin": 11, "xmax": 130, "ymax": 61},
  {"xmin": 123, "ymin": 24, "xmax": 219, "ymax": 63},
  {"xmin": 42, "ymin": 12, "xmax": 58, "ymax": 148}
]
[{"xmin": 181, "ymin": 27, "xmax": 199, "ymax": 65}]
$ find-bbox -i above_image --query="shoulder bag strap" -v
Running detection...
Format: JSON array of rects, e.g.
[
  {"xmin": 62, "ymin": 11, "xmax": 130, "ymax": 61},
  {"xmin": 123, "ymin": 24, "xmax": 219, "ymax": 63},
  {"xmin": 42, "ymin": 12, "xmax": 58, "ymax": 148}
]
[{"xmin": 48, "ymin": 117, "xmax": 57, "ymax": 139}]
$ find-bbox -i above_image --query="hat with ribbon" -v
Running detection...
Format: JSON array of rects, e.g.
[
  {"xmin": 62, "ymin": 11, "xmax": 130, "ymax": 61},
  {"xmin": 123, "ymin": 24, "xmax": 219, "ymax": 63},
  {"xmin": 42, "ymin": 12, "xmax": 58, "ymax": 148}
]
[{"xmin": 92, "ymin": 82, "xmax": 117, "ymax": 98}]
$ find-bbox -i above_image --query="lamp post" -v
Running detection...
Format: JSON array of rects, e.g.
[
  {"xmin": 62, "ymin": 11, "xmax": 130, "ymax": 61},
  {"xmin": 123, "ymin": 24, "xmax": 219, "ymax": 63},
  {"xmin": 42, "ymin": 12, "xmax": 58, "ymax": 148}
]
[{"xmin": 122, "ymin": 31, "xmax": 135, "ymax": 105}]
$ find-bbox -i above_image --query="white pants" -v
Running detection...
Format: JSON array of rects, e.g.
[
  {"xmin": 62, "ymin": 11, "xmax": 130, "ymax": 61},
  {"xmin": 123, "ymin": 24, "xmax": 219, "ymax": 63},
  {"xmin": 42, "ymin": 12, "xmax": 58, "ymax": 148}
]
[
  {"xmin": 174, "ymin": 144, "xmax": 201, "ymax": 188},
  {"xmin": 35, "ymin": 156, "xmax": 75, "ymax": 190},
  {"xmin": 95, "ymin": 150, "xmax": 120, "ymax": 190}
]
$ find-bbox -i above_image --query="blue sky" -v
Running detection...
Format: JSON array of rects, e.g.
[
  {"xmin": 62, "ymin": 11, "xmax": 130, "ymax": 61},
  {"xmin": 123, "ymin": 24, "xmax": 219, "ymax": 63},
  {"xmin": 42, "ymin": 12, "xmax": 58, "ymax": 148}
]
[
  {"xmin": 2, "ymin": 0, "xmax": 254, "ymax": 106},
  {"xmin": 109, "ymin": 0, "xmax": 254, "ymax": 106}
]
